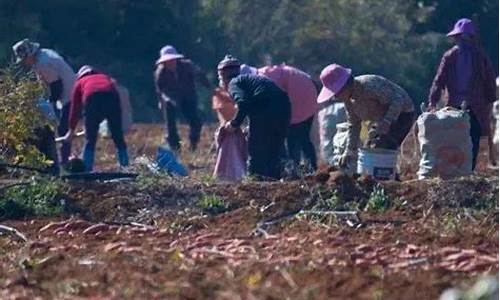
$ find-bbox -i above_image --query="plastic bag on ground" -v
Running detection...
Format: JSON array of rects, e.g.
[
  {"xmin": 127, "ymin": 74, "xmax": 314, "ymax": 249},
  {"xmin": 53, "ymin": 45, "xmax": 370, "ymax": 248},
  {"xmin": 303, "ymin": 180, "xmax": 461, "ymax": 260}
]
[
  {"xmin": 213, "ymin": 127, "xmax": 247, "ymax": 182},
  {"xmin": 156, "ymin": 146, "xmax": 189, "ymax": 176},
  {"xmin": 417, "ymin": 106, "xmax": 472, "ymax": 179}
]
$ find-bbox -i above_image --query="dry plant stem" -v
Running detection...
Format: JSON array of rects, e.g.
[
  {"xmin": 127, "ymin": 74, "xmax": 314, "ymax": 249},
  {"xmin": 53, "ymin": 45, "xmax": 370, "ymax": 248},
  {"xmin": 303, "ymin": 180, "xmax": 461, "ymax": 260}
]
[{"xmin": 0, "ymin": 225, "xmax": 28, "ymax": 243}]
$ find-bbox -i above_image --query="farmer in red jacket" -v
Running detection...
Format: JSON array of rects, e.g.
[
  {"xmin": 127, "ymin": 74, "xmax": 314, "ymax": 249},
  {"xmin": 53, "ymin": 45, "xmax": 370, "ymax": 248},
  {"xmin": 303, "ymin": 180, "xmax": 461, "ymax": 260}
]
[{"xmin": 60, "ymin": 66, "xmax": 129, "ymax": 171}]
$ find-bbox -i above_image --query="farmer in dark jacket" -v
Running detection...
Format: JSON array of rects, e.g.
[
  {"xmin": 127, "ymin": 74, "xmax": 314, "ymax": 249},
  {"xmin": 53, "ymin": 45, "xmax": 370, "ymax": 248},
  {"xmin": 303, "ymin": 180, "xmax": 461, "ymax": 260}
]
[
  {"xmin": 154, "ymin": 45, "xmax": 210, "ymax": 151},
  {"xmin": 60, "ymin": 66, "xmax": 129, "ymax": 171},
  {"xmin": 428, "ymin": 18, "xmax": 497, "ymax": 170},
  {"xmin": 218, "ymin": 55, "xmax": 291, "ymax": 180}
]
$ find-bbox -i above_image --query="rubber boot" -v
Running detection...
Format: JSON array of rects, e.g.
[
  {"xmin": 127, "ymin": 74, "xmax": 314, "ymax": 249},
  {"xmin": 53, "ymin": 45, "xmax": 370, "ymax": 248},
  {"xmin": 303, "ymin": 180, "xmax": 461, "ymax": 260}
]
[
  {"xmin": 117, "ymin": 148, "xmax": 129, "ymax": 167},
  {"xmin": 83, "ymin": 148, "xmax": 95, "ymax": 172}
]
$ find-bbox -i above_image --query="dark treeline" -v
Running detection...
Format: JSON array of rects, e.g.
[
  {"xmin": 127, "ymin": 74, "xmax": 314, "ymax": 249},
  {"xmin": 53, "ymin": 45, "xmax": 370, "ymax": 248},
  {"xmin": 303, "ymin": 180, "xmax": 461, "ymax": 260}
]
[{"xmin": 0, "ymin": 0, "xmax": 498, "ymax": 122}]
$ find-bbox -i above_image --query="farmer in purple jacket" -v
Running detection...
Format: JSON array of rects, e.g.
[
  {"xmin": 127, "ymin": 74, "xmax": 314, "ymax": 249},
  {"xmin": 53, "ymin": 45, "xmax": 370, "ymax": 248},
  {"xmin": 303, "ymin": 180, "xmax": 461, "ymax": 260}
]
[{"xmin": 428, "ymin": 18, "xmax": 497, "ymax": 170}]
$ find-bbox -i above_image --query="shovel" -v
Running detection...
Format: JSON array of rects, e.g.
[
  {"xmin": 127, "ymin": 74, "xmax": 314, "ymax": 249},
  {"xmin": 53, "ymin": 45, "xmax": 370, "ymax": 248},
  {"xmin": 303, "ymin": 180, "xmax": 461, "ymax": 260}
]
[{"xmin": 55, "ymin": 130, "xmax": 85, "ymax": 143}]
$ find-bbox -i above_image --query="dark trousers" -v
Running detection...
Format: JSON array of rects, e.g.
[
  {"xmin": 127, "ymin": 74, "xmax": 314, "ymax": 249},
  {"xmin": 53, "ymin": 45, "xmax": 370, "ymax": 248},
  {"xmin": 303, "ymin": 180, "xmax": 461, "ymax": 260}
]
[
  {"xmin": 370, "ymin": 111, "xmax": 415, "ymax": 150},
  {"xmin": 469, "ymin": 111, "xmax": 481, "ymax": 171},
  {"xmin": 248, "ymin": 98, "xmax": 291, "ymax": 180},
  {"xmin": 165, "ymin": 100, "xmax": 201, "ymax": 151},
  {"xmin": 84, "ymin": 92, "xmax": 127, "ymax": 154},
  {"xmin": 56, "ymin": 103, "xmax": 71, "ymax": 163},
  {"xmin": 32, "ymin": 126, "xmax": 59, "ymax": 175},
  {"xmin": 287, "ymin": 116, "xmax": 317, "ymax": 170}
]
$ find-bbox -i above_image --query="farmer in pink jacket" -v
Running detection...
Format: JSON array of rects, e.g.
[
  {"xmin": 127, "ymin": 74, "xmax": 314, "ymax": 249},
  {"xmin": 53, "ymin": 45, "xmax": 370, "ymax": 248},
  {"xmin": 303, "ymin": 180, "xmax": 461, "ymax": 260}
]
[{"xmin": 259, "ymin": 64, "xmax": 319, "ymax": 170}]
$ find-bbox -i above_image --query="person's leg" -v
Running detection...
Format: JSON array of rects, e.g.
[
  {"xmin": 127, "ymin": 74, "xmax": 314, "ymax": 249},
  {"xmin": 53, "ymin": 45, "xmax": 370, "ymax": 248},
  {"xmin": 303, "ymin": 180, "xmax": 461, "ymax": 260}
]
[
  {"xmin": 33, "ymin": 126, "xmax": 59, "ymax": 175},
  {"xmin": 43, "ymin": 127, "xmax": 60, "ymax": 175},
  {"xmin": 83, "ymin": 97, "xmax": 104, "ymax": 171},
  {"xmin": 247, "ymin": 120, "xmax": 269, "ymax": 180},
  {"xmin": 266, "ymin": 101, "xmax": 291, "ymax": 180},
  {"xmin": 181, "ymin": 99, "xmax": 202, "ymax": 151},
  {"xmin": 469, "ymin": 111, "xmax": 482, "ymax": 171},
  {"xmin": 105, "ymin": 92, "xmax": 129, "ymax": 167},
  {"xmin": 165, "ymin": 102, "xmax": 181, "ymax": 151},
  {"xmin": 298, "ymin": 116, "xmax": 317, "ymax": 170},
  {"xmin": 286, "ymin": 123, "xmax": 302, "ymax": 167},
  {"xmin": 57, "ymin": 103, "xmax": 72, "ymax": 163}
]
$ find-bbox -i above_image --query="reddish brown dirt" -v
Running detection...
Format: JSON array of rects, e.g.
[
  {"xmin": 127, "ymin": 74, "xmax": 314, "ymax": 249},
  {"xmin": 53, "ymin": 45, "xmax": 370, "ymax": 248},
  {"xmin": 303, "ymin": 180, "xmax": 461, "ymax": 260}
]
[{"xmin": 0, "ymin": 124, "xmax": 498, "ymax": 299}]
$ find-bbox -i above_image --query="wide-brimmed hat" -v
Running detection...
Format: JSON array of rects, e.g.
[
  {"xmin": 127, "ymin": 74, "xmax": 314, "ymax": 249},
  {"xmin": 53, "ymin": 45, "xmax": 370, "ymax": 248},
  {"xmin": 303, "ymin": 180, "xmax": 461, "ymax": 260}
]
[
  {"xmin": 156, "ymin": 45, "xmax": 184, "ymax": 65},
  {"xmin": 317, "ymin": 64, "xmax": 352, "ymax": 103},
  {"xmin": 447, "ymin": 18, "xmax": 476, "ymax": 37},
  {"xmin": 12, "ymin": 38, "xmax": 40, "ymax": 64}
]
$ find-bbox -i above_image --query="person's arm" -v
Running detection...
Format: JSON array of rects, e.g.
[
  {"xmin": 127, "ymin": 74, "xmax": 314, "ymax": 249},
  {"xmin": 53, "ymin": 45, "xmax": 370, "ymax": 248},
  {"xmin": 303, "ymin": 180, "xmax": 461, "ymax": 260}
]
[
  {"xmin": 154, "ymin": 66, "xmax": 167, "ymax": 96},
  {"xmin": 428, "ymin": 53, "xmax": 449, "ymax": 107},
  {"xmin": 68, "ymin": 81, "xmax": 83, "ymax": 131},
  {"xmin": 37, "ymin": 63, "xmax": 63, "ymax": 103},
  {"xmin": 381, "ymin": 93, "xmax": 404, "ymax": 125},
  {"xmin": 344, "ymin": 104, "xmax": 362, "ymax": 154},
  {"xmin": 228, "ymin": 78, "xmax": 250, "ymax": 127}
]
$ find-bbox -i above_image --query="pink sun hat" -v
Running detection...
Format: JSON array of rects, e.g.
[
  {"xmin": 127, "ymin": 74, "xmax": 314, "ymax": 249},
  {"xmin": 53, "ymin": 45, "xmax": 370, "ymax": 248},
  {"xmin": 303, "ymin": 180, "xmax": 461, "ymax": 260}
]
[
  {"xmin": 317, "ymin": 64, "xmax": 352, "ymax": 103},
  {"xmin": 156, "ymin": 45, "xmax": 184, "ymax": 65},
  {"xmin": 446, "ymin": 18, "xmax": 476, "ymax": 37}
]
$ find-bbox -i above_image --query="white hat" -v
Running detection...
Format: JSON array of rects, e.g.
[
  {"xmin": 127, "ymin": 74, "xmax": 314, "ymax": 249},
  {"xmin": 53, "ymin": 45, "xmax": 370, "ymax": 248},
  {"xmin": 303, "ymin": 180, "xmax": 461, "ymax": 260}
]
[
  {"xmin": 156, "ymin": 45, "xmax": 184, "ymax": 65},
  {"xmin": 12, "ymin": 39, "xmax": 40, "ymax": 64}
]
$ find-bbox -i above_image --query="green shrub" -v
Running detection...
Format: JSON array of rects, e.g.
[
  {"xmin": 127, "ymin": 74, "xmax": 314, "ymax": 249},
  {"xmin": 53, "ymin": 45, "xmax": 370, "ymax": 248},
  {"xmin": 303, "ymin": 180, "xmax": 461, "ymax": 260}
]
[
  {"xmin": 0, "ymin": 178, "xmax": 65, "ymax": 219},
  {"xmin": 365, "ymin": 184, "xmax": 391, "ymax": 213},
  {"xmin": 0, "ymin": 66, "xmax": 51, "ymax": 168},
  {"xmin": 198, "ymin": 194, "xmax": 227, "ymax": 215}
]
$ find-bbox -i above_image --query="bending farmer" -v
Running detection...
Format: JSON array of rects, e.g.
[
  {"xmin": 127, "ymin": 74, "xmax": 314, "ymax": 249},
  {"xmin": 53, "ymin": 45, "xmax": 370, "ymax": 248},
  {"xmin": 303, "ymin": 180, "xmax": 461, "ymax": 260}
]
[
  {"xmin": 61, "ymin": 66, "xmax": 129, "ymax": 171},
  {"xmin": 218, "ymin": 55, "xmax": 291, "ymax": 180},
  {"xmin": 318, "ymin": 64, "xmax": 415, "ymax": 167},
  {"xmin": 12, "ymin": 39, "xmax": 76, "ymax": 164}
]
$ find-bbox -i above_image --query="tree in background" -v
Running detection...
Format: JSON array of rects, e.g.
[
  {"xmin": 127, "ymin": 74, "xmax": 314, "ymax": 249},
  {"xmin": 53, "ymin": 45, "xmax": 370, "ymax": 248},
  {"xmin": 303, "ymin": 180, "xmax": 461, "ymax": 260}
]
[{"xmin": 0, "ymin": 0, "xmax": 497, "ymax": 121}]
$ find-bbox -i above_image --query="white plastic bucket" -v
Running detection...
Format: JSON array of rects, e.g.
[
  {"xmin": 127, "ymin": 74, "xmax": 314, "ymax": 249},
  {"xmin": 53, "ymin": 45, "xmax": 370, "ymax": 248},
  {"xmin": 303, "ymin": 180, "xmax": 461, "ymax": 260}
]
[{"xmin": 357, "ymin": 148, "xmax": 398, "ymax": 180}]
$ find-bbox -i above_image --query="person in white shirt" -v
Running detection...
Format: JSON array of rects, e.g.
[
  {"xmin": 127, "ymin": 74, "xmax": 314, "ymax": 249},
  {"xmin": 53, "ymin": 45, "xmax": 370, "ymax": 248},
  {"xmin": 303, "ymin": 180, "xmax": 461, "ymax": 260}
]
[{"xmin": 13, "ymin": 39, "xmax": 76, "ymax": 164}]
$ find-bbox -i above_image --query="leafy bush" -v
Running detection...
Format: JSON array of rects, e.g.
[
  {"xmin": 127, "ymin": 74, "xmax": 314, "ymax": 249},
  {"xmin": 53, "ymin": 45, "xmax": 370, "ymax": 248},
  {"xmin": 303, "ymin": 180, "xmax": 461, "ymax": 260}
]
[
  {"xmin": 198, "ymin": 194, "xmax": 227, "ymax": 215},
  {"xmin": 365, "ymin": 184, "xmax": 391, "ymax": 213},
  {"xmin": 0, "ymin": 178, "xmax": 65, "ymax": 220},
  {"xmin": 0, "ymin": 66, "xmax": 50, "ymax": 167}
]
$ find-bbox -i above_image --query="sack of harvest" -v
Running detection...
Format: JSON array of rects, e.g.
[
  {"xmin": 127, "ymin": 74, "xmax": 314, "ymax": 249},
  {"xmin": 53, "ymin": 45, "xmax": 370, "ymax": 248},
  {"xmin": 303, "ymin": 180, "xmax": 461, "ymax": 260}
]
[
  {"xmin": 213, "ymin": 127, "xmax": 247, "ymax": 182},
  {"xmin": 417, "ymin": 107, "xmax": 472, "ymax": 179},
  {"xmin": 332, "ymin": 122, "xmax": 356, "ymax": 173},
  {"xmin": 318, "ymin": 102, "xmax": 346, "ymax": 164}
]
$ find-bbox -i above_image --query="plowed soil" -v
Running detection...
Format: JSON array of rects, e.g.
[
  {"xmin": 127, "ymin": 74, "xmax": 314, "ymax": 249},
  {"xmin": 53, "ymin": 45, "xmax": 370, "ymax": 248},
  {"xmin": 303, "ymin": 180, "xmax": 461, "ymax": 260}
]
[{"xmin": 0, "ymin": 124, "xmax": 498, "ymax": 300}]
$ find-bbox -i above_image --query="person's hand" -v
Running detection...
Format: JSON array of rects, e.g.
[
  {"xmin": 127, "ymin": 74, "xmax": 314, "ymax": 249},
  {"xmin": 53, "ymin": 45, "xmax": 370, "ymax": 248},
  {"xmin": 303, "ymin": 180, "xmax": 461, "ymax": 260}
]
[
  {"xmin": 224, "ymin": 121, "xmax": 236, "ymax": 133},
  {"xmin": 375, "ymin": 120, "xmax": 391, "ymax": 135},
  {"xmin": 339, "ymin": 152, "xmax": 354, "ymax": 168}
]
